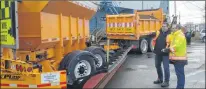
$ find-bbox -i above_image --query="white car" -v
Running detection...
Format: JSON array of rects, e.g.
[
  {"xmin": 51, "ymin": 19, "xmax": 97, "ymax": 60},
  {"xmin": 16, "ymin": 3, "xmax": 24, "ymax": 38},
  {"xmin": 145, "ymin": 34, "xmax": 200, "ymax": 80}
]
[{"xmin": 200, "ymin": 29, "xmax": 206, "ymax": 42}]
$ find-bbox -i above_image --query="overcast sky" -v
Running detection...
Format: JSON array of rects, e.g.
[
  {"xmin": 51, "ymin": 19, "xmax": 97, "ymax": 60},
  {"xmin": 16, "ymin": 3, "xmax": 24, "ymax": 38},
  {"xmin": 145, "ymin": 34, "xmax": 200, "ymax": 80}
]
[
  {"xmin": 170, "ymin": 1, "xmax": 205, "ymax": 24},
  {"xmin": 118, "ymin": 1, "xmax": 205, "ymax": 24}
]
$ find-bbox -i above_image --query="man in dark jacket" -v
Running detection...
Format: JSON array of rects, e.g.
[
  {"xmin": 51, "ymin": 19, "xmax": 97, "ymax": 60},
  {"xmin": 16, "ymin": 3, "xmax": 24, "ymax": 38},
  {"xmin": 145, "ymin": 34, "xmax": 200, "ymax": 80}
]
[{"xmin": 152, "ymin": 22, "xmax": 171, "ymax": 87}]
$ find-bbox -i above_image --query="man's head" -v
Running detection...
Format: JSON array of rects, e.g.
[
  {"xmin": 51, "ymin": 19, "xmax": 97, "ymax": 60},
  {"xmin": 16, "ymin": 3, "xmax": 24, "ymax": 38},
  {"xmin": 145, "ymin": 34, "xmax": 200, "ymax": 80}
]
[
  {"xmin": 162, "ymin": 22, "xmax": 169, "ymax": 32},
  {"xmin": 171, "ymin": 24, "xmax": 179, "ymax": 32}
]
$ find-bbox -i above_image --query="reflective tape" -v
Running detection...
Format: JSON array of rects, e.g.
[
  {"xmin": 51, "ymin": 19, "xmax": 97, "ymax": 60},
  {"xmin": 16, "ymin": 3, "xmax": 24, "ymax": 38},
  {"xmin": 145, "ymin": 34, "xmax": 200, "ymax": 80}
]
[
  {"xmin": 0, "ymin": 82, "xmax": 67, "ymax": 88},
  {"xmin": 122, "ymin": 23, "xmax": 124, "ymax": 27},
  {"xmin": 1, "ymin": 1, "xmax": 11, "ymax": 19},
  {"xmin": 169, "ymin": 56, "xmax": 187, "ymax": 60}
]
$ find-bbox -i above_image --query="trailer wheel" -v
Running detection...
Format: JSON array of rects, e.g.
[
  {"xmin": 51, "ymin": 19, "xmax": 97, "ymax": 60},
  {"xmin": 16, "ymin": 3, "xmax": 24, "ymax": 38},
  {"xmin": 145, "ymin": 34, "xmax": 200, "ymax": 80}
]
[
  {"xmin": 148, "ymin": 38, "xmax": 154, "ymax": 52},
  {"xmin": 59, "ymin": 51, "xmax": 96, "ymax": 85},
  {"xmin": 137, "ymin": 39, "xmax": 148, "ymax": 54},
  {"xmin": 85, "ymin": 46, "xmax": 106, "ymax": 70}
]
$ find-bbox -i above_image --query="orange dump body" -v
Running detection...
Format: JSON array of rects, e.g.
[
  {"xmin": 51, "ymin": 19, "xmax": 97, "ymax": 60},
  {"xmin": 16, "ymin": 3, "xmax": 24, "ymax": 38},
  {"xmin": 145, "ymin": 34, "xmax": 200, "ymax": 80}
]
[
  {"xmin": 106, "ymin": 8, "xmax": 163, "ymax": 40},
  {"xmin": 18, "ymin": 1, "xmax": 95, "ymax": 51}
]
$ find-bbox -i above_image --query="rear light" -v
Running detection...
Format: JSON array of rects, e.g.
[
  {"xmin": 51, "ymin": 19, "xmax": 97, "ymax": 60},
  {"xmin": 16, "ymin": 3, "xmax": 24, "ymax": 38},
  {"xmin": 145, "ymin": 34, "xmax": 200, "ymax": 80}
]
[
  {"xmin": 19, "ymin": 65, "xmax": 23, "ymax": 72},
  {"xmin": 132, "ymin": 45, "xmax": 137, "ymax": 49},
  {"xmin": 16, "ymin": 65, "xmax": 19, "ymax": 71},
  {"xmin": 27, "ymin": 67, "xmax": 33, "ymax": 72}
]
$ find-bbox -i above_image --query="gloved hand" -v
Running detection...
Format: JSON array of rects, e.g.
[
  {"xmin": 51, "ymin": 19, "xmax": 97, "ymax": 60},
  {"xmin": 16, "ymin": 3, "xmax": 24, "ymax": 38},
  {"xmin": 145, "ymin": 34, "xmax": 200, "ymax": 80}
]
[{"xmin": 161, "ymin": 48, "xmax": 170, "ymax": 53}]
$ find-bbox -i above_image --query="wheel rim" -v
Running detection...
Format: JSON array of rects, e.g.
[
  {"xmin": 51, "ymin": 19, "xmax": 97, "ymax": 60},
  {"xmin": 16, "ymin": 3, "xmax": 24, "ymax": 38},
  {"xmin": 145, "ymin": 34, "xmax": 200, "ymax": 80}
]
[
  {"xmin": 141, "ymin": 41, "xmax": 147, "ymax": 52},
  {"xmin": 74, "ymin": 60, "xmax": 91, "ymax": 79},
  {"xmin": 94, "ymin": 54, "xmax": 103, "ymax": 68}
]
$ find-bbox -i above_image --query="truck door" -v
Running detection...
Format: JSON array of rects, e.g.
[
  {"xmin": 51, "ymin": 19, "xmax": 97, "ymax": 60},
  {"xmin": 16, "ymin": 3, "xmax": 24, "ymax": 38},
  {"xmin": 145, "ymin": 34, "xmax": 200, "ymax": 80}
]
[{"xmin": 0, "ymin": 1, "xmax": 18, "ymax": 49}]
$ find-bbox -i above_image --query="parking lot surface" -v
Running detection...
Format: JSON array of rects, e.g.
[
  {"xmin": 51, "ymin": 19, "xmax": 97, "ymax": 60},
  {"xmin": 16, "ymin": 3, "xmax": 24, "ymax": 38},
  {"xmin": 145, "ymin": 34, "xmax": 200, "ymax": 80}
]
[{"xmin": 106, "ymin": 41, "xmax": 205, "ymax": 88}]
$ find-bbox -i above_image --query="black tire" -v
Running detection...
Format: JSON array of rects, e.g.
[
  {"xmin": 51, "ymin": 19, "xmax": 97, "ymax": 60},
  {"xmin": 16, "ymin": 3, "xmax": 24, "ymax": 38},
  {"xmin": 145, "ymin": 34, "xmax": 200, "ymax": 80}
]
[
  {"xmin": 85, "ymin": 46, "xmax": 106, "ymax": 70},
  {"xmin": 137, "ymin": 39, "xmax": 148, "ymax": 54},
  {"xmin": 148, "ymin": 38, "xmax": 154, "ymax": 52},
  {"xmin": 58, "ymin": 50, "xmax": 96, "ymax": 85}
]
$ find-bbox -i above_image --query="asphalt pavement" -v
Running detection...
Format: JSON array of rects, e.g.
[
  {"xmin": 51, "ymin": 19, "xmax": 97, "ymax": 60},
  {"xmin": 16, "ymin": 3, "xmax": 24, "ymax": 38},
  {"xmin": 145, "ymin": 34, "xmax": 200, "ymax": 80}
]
[{"xmin": 105, "ymin": 41, "xmax": 205, "ymax": 88}]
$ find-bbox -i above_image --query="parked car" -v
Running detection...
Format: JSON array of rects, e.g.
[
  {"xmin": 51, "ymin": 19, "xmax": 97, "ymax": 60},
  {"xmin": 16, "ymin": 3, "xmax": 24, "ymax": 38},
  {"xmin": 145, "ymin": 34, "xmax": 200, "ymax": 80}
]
[{"xmin": 200, "ymin": 29, "xmax": 206, "ymax": 42}]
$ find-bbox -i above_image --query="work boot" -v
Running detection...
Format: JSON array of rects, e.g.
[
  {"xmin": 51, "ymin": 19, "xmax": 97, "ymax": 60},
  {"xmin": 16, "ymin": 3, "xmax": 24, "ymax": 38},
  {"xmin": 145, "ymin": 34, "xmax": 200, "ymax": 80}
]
[
  {"xmin": 153, "ymin": 80, "xmax": 163, "ymax": 84},
  {"xmin": 161, "ymin": 81, "xmax": 169, "ymax": 87}
]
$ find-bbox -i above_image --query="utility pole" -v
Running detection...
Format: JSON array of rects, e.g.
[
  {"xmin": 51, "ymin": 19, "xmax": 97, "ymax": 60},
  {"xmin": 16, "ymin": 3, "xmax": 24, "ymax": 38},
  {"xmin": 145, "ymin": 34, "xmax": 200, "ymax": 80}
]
[
  {"xmin": 174, "ymin": 1, "xmax": 177, "ymax": 16},
  {"xmin": 179, "ymin": 11, "xmax": 180, "ymax": 25},
  {"xmin": 142, "ymin": 0, "xmax": 144, "ymax": 10}
]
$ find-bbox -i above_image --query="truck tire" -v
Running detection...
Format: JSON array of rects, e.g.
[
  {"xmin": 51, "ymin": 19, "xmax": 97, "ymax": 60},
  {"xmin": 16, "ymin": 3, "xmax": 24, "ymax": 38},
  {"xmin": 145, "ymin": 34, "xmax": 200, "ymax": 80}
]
[
  {"xmin": 58, "ymin": 50, "xmax": 96, "ymax": 85},
  {"xmin": 85, "ymin": 46, "xmax": 106, "ymax": 70},
  {"xmin": 137, "ymin": 39, "xmax": 148, "ymax": 54},
  {"xmin": 148, "ymin": 38, "xmax": 154, "ymax": 52}
]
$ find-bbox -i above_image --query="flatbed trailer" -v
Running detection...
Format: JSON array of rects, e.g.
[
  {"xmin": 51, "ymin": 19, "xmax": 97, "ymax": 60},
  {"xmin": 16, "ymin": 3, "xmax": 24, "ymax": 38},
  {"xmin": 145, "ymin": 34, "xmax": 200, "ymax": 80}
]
[{"xmin": 0, "ymin": 1, "xmax": 132, "ymax": 89}]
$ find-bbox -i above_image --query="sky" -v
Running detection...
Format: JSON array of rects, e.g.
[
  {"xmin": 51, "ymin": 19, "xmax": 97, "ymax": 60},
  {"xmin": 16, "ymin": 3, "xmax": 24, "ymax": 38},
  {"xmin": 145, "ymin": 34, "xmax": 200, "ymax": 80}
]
[
  {"xmin": 170, "ymin": 1, "xmax": 205, "ymax": 24},
  {"xmin": 117, "ymin": 1, "xmax": 205, "ymax": 24}
]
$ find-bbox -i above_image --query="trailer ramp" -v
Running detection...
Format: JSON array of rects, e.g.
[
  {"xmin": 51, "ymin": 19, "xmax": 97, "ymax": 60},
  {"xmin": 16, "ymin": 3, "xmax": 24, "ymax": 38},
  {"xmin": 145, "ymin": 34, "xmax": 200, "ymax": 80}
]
[{"xmin": 83, "ymin": 45, "xmax": 133, "ymax": 88}]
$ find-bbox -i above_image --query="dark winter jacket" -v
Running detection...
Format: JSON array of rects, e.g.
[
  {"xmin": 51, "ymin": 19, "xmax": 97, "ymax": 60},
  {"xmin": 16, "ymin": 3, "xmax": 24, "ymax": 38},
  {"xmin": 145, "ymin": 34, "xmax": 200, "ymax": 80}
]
[{"xmin": 153, "ymin": 29, "xmax": 171, "ymax": 56}]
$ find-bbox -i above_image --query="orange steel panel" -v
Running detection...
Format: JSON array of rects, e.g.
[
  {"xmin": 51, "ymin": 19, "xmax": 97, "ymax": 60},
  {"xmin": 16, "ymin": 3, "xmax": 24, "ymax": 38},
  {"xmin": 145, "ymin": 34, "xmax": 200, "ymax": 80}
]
[
  {"xmin": 61, "ymin": 16, "xmax": 69, "ymax": 40},
  {"xmin": 18, "ymin": 12, "xmax": 41, "ymax": 38},
  {"xmin": 84, "ymin": 20, "xmax": 90, "ymax": 38},
  {"xmin": 106, "ymin": 8, "xmax": 163, "ymax": 40},
  {"xmin": 78, "ymin": 19, "xmax": 84, "ymax": 39},
  {"xmin": 42, "ymin": 1, "xmax": 95, "ymax": 20},
  {"xmin": 41, "ymin": 12, "xmax": 59, "ymax": 40},
  {"xmin": 136, "ymin": 8, "xmax": 163, "ymax": 23},
  {"xmin": 71, "ymin": 17, "xmax": 78, "ymax": 39},
  {"xmin": 18, "ymin": 1, "xmax": 49, "ymax": 12},
  {"xmin": 17, "ymin": 1, "xmax": 96, "ymax": 51}
]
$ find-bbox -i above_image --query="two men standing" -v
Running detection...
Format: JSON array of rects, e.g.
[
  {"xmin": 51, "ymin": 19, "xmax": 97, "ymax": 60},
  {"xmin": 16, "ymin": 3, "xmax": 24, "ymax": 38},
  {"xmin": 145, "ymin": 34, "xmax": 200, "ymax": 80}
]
[{"xmin": 152, "ymin": 21, "xmax": 188, "ymax": 89}]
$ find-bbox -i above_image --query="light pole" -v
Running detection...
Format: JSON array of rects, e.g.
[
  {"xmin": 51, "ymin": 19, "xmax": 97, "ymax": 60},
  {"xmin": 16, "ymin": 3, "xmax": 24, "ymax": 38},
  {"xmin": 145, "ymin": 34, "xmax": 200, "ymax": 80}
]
[{"xmin": 142, "ymin": 0, "xmax": 144, "ymax": 10}]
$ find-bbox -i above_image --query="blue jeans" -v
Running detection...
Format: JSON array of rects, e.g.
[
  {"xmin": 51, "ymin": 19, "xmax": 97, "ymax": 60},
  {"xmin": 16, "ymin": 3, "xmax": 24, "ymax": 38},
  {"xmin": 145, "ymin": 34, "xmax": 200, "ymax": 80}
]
[
  {"xmin": 155, "ymin": 55, "xmax": 170, "ymax": 82},
  {"xmin": 174, "ymin": 61, "xmax": 186, "ymax": 89}
]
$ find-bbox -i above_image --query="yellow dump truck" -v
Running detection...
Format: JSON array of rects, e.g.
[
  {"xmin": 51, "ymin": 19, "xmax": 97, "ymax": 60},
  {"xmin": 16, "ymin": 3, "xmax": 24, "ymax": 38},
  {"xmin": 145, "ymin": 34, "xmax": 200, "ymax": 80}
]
[
  {"xmin": 106, "ymin": 8, "xmax": 165, "ymax": 53},
  {"xmin": 0, "ymin": 1, "xmax": 111, "ymax": 88}
]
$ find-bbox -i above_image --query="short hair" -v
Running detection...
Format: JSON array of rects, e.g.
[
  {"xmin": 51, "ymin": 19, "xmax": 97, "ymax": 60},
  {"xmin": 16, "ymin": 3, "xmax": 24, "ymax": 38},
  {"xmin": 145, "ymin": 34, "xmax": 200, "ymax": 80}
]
[{"xmin": 177, "ymin": 24, "xmax": 182, "ymax": 29}]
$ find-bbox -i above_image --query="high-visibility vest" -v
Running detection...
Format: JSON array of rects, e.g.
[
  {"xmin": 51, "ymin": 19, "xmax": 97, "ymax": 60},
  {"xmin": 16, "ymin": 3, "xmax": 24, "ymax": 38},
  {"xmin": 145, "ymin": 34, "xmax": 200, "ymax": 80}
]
[
  {"xmin": 169, "ymin": 30, "xmax": 187, "ymax": 60},
  {"xmin": 166, "ymin": 33, "xmax": 173, "ymax": 48}
]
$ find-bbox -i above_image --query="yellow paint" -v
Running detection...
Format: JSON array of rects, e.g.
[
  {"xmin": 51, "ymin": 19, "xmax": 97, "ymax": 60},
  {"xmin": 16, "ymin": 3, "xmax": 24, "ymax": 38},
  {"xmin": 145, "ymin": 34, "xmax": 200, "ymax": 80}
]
[
  {"xmin": 1, "ymin": 1, "xmax": 96, "ymax": 88},
  {"xmin": 104, "ymin": 43, "xmax": 120, "ymax": 51},
  {"xmin": 53, "ymin": 14, "xmax": 64, "ymax": 71},
  {"xmin": 106, "ymin": 8, "xmax": 163, "ymax": 40}
]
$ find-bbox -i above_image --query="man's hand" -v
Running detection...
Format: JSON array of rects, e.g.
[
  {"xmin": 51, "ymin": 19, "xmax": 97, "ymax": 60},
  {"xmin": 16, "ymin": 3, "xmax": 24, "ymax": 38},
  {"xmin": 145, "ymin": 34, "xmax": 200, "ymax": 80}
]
[{"xmin": 161, "ymin": 48, "xmax": 170, "ymax": 53}]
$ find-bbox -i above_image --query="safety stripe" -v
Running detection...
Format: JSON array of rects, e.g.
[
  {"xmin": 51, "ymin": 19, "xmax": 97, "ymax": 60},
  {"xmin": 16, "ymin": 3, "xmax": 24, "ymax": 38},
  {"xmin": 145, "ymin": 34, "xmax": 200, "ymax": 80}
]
[
  {"xmin": 108, "ymin": 22, "xmax": 134, "ymax": 27},
  {"xmin": 0, "ymin": 82, "xmax": 67, "ymax": 88},
  {"xmin": 1, "ymin": 1, "xmax": 5, "ymax": 9},
  {"xmin": 1, "ymin": 1, "xmax": 12, "ymax": 19},
  {"xmin": 169, "ymin": 56, "xmax": 187, "ymax": 60}
]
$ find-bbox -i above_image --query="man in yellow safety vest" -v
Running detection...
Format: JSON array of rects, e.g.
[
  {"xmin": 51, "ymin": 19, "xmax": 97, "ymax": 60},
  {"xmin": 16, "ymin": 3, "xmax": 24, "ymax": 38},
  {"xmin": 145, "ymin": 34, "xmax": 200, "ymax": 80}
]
[{"xmin": 162, "ymin": 24, "xmax": 187, "ymax": 89}]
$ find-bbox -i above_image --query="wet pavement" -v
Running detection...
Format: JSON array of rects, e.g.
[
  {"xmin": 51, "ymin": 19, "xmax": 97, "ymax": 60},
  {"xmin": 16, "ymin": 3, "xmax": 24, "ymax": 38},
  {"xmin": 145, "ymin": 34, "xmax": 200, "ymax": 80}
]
[{"xmin": 105, "ymin": 41, "xmax": 205, "ymax": 88}]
